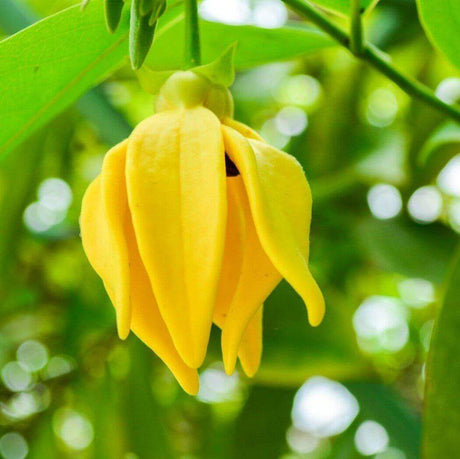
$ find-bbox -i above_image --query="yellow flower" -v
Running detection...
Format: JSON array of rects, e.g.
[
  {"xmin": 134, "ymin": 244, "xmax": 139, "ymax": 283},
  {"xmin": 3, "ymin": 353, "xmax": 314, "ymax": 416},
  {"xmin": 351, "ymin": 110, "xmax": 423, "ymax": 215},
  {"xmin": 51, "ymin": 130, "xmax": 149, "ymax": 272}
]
[{"xmin": 80, "ymin": 71, "xmax": 325, "ymax": 395}]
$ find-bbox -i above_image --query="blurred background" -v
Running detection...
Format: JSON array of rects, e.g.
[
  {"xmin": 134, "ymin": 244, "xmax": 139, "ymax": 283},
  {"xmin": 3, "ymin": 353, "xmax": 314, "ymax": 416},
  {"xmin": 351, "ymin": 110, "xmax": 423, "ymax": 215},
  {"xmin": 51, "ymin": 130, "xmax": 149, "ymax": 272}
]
[{"xmin": 0, "ymin": 0, "xmax": 459, "ymax": 457}]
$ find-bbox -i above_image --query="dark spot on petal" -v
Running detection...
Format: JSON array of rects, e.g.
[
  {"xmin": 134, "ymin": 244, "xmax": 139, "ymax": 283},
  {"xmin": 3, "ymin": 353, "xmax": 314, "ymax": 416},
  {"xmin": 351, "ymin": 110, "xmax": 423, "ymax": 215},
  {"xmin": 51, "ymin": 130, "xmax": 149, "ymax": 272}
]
[{"xmin": 225, "ymin": 154, "xmax": 239, "ymax": 177}]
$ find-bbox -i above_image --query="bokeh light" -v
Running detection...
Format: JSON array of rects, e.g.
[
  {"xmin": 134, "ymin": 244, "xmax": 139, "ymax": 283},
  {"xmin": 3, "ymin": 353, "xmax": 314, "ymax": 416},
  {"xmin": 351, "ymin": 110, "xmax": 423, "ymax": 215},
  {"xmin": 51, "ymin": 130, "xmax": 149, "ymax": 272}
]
[
  {"xmin": 197, "ymin": 365, "xmax": 241, "ymax": 404},
  {"xmin": 292, "ymin": 377, "xmax": 359, "ymax": 437},
  {"xmin": 435, "ymin": 77, "xmax": 460, "ymax": 104},
  {"xmin": 366, "ymin": 88, "xmax": 399, "ymax": 127},
  {"xmin": 437, "ymin": 155, "xmax": 460, "ymax": 197},
  {"xmin": 367, "ymin": 184, "xmax": 402, "ymax": 219},
  {"xmin": 1, "ymin": 362, "xmax": 33, "ymax": 392},
  {"xmin": 17, "ymin": 340, "xmax": 49, "ymax": 372},
  {"xmin": 275, "ymin": 106, "xmax": 308, "ymax": 137},
  {"xmin": 0, "ymin": 433, "xmax": 28, "ymax": 459},
  {"xmin": 407, "ymin": 186, "xmax": 443, "ymax": 224},
  {"xmin": 354, "ymin": 420, "xmax": 389, "ymax": 456},
  {"xmin": 353, "ymin": 296, "xmax": 409, "ymax": 353},
  {"xmin": 53, "ymin": 408, "xmax": 94, "ymax": 451},
  {"xmin": 398, "ymin": 278, "xmax": 435, "ymax": 309}
]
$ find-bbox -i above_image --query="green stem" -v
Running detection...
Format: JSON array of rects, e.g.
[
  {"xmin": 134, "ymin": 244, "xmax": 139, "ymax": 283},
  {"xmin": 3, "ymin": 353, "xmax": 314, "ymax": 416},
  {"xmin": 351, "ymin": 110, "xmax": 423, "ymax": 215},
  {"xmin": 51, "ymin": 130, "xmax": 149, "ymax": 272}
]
[
  {"xmin": 184, "ymin": 0, "xmax": 201, "ymax": 68},
  {"xmin": 350, "ymin": 0, "xmax": 363, "ymax": 56},
  {"xmin": 282, "ymin": 0, "xmax": 460, "ymax": 123}
]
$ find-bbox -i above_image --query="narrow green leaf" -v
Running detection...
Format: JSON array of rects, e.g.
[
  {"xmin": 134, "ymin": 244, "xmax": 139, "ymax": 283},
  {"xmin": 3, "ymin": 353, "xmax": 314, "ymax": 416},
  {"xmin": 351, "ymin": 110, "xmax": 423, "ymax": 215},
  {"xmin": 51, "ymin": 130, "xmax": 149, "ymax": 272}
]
[
  {"xmin": 105, "ymin": 0, "xmax": 125, "ymax": 32},
  {"xmin": 423, "ymin": 245, "xmax": 460, "ymax": 457},
  {"xmin": 149, "ymin": 0, "xmax": 167, "ymax": 26},
  {"xmin": 417, "ymin": 0, "xmax": 460, "ymax": 69},
  {"xmin": 130, "ymin": 0, "xmax": 157, "ymax": 69},
  {"xmin": 356, "ymin": 218, "xmax": 458, "ymax": 283},
  {"xmin": 146, "ymin": 21, "xmax": 334, "ymax": 70}
]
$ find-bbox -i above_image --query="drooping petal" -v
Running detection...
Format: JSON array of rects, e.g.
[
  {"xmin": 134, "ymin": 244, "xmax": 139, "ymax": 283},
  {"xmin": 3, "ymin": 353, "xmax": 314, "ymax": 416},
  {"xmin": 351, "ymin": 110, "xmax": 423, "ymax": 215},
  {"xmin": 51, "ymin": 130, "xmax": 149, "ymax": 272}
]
[
  {"xmin": 126, "ymin": 107, "xmax": 227, "ymax": 368},
  {"xmin": 237, "ymin": 306, "xmax": 263, "ymax": 378},
  {"xmin": 213, "ymin": 178, "xmax": 272, "ymax": 376},
  {"xmin": 222, "ymin": 125, "xmax": 325, "ymax": 328},
  {"xmin": 100, "ymin": 140, "xmax": 132, "ymax": 339},
  {"xmin": 80, "ymin": 145, "xmax": 199, "ymax": 395},
  {"xmin": 218, "ymin": 177, "xmax": 281, "ymax": 375},
  {"xmin": 223, "ymin": 118, "xmax": 264, "ymax": 142},
  {"xmin": 80, "ymin": 141, "xmax": 131, "ymax": 339}
]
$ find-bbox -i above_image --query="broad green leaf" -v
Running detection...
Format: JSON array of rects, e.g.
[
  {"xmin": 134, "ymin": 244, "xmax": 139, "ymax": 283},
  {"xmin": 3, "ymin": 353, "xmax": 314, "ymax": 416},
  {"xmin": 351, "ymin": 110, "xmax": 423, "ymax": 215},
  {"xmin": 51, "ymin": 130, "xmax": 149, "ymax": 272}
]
[
  {"xmin": 417, "ymin": 0, "xmax": 460, "ymax": 69},
  {"xmin": 356, "ymin": 218, "xmax": 458, "ymax": 283},
  {"xmin": 146, "ymin": 21, "xmax": 334, "ymax": 71},
  {"xmin": 423, "ymin": 246, "xmax": 460, "ymax": 458},
  {"xmin": 308, "ymin": 0, "xmax": 378, "ymax": 16},
  {"xmin": 0, "ymin": 1, "xmax": 133, "ymax": 158}
]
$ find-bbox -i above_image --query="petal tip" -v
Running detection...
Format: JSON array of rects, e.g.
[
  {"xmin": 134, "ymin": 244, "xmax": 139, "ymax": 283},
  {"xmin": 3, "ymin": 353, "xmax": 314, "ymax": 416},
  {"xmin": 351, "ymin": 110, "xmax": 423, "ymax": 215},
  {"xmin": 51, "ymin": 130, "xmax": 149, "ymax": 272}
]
[{"xmin": 180, "ymin": 374, "xmax": 200, "ymax": 396}]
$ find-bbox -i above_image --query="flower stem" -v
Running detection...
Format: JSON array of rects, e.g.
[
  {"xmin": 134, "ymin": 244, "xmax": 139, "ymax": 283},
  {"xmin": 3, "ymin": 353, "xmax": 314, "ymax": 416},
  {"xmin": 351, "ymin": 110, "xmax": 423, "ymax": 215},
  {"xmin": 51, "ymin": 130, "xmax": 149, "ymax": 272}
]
[
  {"xmin": 184, "ymin": 0, "xmax": 201, "ymax": 68},
  {"xmin": 350, "ymin": 0, "xmax": 363, "ymax": 56},
  {"xmin": 282, "ymin": 0, "xmax": 460, "ymax": 122}
]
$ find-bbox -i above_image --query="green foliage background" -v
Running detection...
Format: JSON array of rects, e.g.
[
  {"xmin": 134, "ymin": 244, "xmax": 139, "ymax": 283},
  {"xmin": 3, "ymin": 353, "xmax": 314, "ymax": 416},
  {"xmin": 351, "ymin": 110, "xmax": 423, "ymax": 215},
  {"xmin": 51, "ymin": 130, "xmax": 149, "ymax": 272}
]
[{"xmin": 0, "ymin": 0, "xmax": 459, "ymax": 457}]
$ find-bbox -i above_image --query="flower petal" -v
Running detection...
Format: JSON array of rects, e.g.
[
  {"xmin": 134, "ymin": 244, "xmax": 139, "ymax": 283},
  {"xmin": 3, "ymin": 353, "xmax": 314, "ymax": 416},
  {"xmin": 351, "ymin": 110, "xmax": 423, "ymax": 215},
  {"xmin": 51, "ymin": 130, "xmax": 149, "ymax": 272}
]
[
  {"xmin": 127, "ymin": 108, "xmax": 227, "ymax": 368},
  {"xmin": 222, "ymin": 126, "xmax": 325, "ymax": 328},
  {"xmin": 213, "ymin": 178, "xmax": 271, "ymax": 377},
  {"xmin": 80, "ymin": 141, "xmax": 131, "ymax": 339},
  {"xmin": 80, "ymin": 146, "xmax": 199, "ymax": 395},
  {"xmin": 223, "ymin": 118, "xmax": 264, "ymax": 142},
  {"xmin": 219, "ymin": 176, "xmax": 281, "ymax": 375},
  {"xmin": 100, "ymin": 140, "xmax": 132, "ymax": 339},
  {"xmin": 237, "ymin": 306, "xmax": 263, "ymax": 378}
]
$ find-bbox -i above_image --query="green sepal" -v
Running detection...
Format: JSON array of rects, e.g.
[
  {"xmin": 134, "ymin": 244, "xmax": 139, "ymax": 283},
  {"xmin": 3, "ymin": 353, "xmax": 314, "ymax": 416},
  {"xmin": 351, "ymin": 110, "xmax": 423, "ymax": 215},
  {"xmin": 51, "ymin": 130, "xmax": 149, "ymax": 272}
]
[
  {"xmin": 130, "ymin": 0, "xmax": 158, "ymax": 69},
  {"xmin": 193, "ymin": 43, "xmax": 237, "ymax": 88},
  {"xmin": 137, "ymin": 43, "xmax": 237, "ymax": 94},
  {"xmin": 105, "ymin": 0, "xmax": 125, "ymax": 33}
]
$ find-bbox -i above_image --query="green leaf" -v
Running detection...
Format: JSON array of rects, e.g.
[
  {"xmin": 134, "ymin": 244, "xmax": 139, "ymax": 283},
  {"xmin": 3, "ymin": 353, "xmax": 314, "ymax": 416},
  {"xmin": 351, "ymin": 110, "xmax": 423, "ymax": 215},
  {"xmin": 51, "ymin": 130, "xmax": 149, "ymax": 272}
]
[
  {"xmin": 0, "ymin": 1, "xmax": 132, "ymax": 159},
  {"xmin": 356, "ymin": 218, "xmax": 458, "ymax": 283},
  {"xmin": 423, "ymin": 245, "xmax": 460, "ymax": 457},
  {"xmin": 417, "ymin": 0, "xmax": 460, "ymax": 69},
  {"xmin": 308, "ymin": 0, "xmax": 377, "ymax": 16},
  {"xmin": 146, "ymin": 21, "xmax": 334, "ymax": 71}
]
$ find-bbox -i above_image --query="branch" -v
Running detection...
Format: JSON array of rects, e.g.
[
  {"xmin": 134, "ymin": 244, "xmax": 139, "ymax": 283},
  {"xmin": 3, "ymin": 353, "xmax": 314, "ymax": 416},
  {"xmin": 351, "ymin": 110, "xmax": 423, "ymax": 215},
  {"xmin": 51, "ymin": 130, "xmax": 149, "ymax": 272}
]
[
  {"xmin": 282, "ymin": 0, "xmax": 460, "ymax": 123},
  {"xmin": 184, "ymin": 0, "xmax": 201, "ymax": 68},
  {"xmin": 350, "ymin": 0, "xmax": 363, "ymax": 56}
]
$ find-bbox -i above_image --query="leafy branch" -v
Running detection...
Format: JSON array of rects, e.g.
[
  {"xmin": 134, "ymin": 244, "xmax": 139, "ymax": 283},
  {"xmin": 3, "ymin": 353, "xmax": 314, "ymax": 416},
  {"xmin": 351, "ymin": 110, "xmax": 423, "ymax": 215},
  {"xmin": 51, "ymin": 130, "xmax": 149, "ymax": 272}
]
[{"xmin": 282, "ymin": 0, "xmax": 460, "ymax": 123}]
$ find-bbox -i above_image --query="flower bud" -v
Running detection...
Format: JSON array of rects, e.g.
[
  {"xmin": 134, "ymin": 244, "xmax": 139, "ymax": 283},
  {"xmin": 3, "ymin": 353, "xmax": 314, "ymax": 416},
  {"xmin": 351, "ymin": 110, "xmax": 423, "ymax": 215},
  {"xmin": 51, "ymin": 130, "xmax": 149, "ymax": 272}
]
[{"xmin": 156, "ymin": 70, "xmax": 234, "ymax": 119}]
